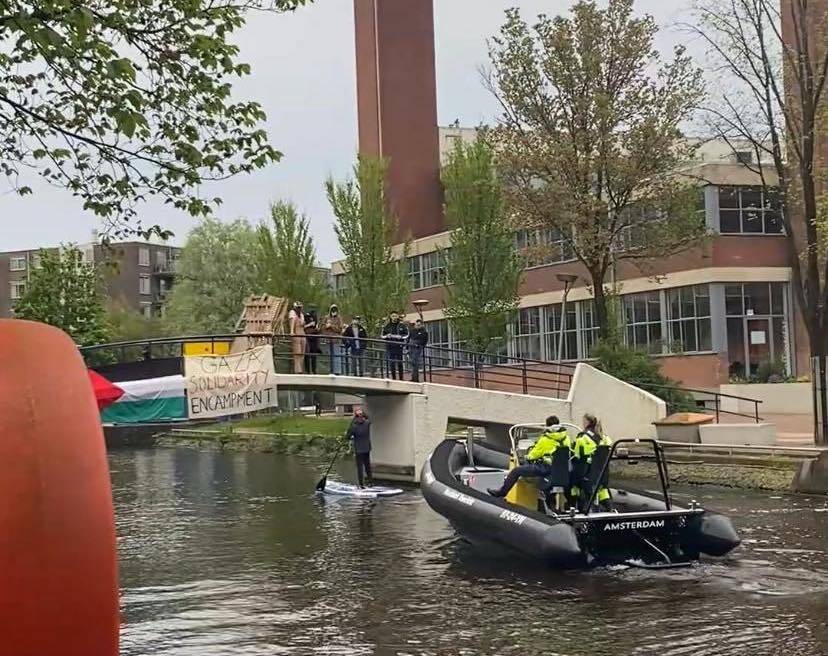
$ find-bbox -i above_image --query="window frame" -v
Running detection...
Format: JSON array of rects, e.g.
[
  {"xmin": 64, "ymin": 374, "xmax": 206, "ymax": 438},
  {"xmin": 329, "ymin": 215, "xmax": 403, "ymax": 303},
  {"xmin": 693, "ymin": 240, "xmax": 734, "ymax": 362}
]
[
  {"xmin": 138, "ymin": 247, "xmax": 151, "ymax": 267},
  {"xmin": 515, "ymin": 227, "xmax": 575, "ymax": 269},
  {"xmin": 665, "ymin": 285, "xmax": 713, "ymax": 354},
  {"xmin": 9, "ymin": 256, "xmax": 27, "ymax": 272},
  {"xmin": 138, "ymin": 275, "xmax": 151, "ymax": 295},
  {"xmin": 718, "ymin": 185, "xmax": 784, "ymax": 235},
  {"xmin": 10, "ymin": 280, "xmax": 26, "ymax": 299},
  {"xmin": 622, "ymin": 290, "xmax": 663, "ymax": 354}
]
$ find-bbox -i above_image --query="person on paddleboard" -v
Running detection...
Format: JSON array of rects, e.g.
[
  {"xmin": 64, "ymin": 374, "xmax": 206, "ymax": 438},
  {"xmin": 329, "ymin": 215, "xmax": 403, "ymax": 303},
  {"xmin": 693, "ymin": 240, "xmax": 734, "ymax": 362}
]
[{"xmin": 346, "ymin": 407, "xmax": 373, "ymax": 488}]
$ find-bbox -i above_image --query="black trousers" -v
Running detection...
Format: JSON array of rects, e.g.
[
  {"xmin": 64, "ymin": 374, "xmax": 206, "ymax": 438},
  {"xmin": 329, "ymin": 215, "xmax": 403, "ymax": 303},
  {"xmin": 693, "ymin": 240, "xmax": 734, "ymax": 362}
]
[
  {"xmin": 387, "ymin": 349, "xmax": 404, "ymax": 380},
  {"xmin": 304, "ymin": 353, "xmax": 318, "ymax": 374},
  {"xmin": 355, "ymin": 452, "xmax": 372, "ymax": 487},
  {"xmin": 492, "ymin": 463, "xmax": 550, "ymax": 497}
]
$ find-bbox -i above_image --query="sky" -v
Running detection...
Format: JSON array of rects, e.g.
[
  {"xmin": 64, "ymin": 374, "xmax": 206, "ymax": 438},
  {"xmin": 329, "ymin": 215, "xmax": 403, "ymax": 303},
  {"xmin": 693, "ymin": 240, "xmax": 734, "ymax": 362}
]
[{"xmin": 0, "ymin": 0, "xmax": 696, "ymax": 264}]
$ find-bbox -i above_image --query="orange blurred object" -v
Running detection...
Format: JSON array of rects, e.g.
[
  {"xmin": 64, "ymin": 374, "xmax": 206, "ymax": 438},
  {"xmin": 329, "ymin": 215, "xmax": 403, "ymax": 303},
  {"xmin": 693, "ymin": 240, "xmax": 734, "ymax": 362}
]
[{"xmin": 0, "ymin": 320, "xmax": 119, "ymax": 656}]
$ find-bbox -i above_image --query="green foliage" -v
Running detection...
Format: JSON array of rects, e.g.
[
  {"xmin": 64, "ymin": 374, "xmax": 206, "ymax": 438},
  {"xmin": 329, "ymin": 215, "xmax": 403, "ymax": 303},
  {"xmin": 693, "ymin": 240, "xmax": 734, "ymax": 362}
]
[
  {"xmin": 165, "ymin": 218, "xmax": 262, "ymax": 333},
  {"xmin": 0, "ymin": 0, "xmax": 309, "ymax": 236},
  {"xmin": 14, "ymin": 245, "xmax": 109, "ymax": 346},
  {"xmin": 105, "ymin": 300, "xmax": 167, "ymax": 342},
  {"xmin": 592, "ymin": 341, "xmax": 696, "ymax": 413},
  {"xmin": 326, "ymin": 156, "xmax": 410, "ymax": 333},
  {"xmin": 487, "ymin": 0, "xmax": 706, "ymax": 335},
  {"xmin": 257, "ymin": 201, "xmax": 330, "ymax": 311},
  {"xmin": 442, "ymin": 136, "xmax": 522, "ymax": 353},
  {"xmin": 752, "ymin": 360, "xmax": 791, "ymax": 384}
]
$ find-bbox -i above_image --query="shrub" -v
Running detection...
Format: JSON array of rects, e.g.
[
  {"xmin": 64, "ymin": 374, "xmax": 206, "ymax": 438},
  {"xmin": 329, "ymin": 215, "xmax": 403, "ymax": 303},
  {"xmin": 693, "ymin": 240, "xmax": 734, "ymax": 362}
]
[{"xmin": 591, "ymin": 341, "xmax": 696, "ymax": 413}]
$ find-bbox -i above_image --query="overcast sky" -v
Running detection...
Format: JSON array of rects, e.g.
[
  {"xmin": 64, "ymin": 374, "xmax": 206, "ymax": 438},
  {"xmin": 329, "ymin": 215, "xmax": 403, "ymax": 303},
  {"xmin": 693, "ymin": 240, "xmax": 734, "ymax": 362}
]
[{"xmin": 1, "ymin": 0, "xmax": 695, "ymax": 263}]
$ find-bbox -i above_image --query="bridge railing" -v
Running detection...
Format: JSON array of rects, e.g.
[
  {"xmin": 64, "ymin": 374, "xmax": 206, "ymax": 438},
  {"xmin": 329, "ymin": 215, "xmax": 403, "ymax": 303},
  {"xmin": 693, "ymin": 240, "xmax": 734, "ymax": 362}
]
[{"xmin": 80, "ymin": 333, "xmax": 576, "ymax": 398}]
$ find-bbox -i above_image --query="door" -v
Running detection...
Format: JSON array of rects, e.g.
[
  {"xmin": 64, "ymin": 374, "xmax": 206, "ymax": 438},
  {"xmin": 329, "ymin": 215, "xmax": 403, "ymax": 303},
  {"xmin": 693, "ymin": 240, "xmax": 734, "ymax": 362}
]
[{"xmin": 745, "ymin": 318, "xmax": 772, "ymax": 377}]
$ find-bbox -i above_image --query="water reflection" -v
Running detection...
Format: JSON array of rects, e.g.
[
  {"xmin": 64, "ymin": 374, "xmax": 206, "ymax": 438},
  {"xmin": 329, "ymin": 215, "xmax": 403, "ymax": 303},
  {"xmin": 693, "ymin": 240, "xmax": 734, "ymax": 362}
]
[{"xmin": 112, "ymin": 449, "xmax": 828, "ymax": 656}]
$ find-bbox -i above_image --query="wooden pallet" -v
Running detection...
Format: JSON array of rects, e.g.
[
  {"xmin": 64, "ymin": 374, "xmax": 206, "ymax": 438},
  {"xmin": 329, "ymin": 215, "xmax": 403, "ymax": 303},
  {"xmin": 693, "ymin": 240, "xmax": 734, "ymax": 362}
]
[{"xmin": 231, "ymin": 294, "xmax": 288, "ymax": 353}]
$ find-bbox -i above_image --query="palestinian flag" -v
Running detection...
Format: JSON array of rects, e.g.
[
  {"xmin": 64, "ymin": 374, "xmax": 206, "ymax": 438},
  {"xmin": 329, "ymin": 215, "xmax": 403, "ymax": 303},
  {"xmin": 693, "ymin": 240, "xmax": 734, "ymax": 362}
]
[
  {"xmin": 89, "ymin": 372, "xmax": 188, "ymax": 424},
  {"xmin": 88, "ymin": 370, "xmax": 124, "ymax": 411}
]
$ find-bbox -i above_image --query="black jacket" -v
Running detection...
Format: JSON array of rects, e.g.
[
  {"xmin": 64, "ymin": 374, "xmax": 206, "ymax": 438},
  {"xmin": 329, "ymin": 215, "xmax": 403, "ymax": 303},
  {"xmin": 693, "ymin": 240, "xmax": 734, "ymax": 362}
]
[
  {"xmin": 347, "ymin": 416, "xmax": 371, "ymax": 454},
  {"xmin": 409, "ymin": 326, "xmax": 429, "ymax": 348},
  {"xmin": 382, "ymin": 320, "xmax": 409, "ymax": 351},
  {"xmin": 342, "ymin": 324, "xmax": 368, "ymax": 352}
]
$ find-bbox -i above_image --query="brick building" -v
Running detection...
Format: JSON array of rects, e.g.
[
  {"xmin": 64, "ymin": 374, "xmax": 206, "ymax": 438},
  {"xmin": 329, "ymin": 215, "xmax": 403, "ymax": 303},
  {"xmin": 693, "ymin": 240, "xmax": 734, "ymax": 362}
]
[
  {"xmin": 337, "ymin": 0, "xmax": 826, "ymax": 390},
  {"xmin": 0, "ymin": 241, "xmax": 180, "ymax": 319}
]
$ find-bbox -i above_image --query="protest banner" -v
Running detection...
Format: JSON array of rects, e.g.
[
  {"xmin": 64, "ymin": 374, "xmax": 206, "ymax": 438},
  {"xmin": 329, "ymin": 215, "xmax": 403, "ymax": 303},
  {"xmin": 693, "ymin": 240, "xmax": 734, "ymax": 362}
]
[{"xmin": 184, "ymin": 344, "xmax": 277, "ymax": 419}]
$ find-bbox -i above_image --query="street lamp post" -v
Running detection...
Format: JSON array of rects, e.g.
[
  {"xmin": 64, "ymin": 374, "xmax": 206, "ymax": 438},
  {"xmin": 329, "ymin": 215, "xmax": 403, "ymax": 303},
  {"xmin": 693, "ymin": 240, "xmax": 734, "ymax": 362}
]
[
  {"xmin": 412, "ymin": 299, "xmax": 429, "ymax": 321},
  {"xmin": 556, "ymin": 274, "xmax": 578, "ymax": 362}
]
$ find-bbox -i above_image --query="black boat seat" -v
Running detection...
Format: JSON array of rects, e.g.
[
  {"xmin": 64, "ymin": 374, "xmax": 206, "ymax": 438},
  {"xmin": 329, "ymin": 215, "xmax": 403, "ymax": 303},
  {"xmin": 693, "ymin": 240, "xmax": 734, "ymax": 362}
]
[
  {"xmin": 539, "ymin": 448, "xmax": 571, "ymax": 513},
  {"xmin": 538, "ymin": 448, "xmax": 571, "ymax": 491},
  {"xmin": 581, "ymin": 445, "xmax": 612, "ymax": 506}
]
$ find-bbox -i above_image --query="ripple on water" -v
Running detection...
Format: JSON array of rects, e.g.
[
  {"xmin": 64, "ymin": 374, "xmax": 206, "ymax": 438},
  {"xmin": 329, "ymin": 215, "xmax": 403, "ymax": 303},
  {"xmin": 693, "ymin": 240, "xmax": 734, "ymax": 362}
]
[{"xmin": 112, "ymin": 449, "xmax": 828, "ymax": 656}]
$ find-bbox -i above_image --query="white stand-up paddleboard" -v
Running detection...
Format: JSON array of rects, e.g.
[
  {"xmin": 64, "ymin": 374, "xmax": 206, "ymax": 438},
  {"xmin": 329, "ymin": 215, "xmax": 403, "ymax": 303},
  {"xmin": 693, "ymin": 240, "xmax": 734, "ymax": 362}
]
[{"xmin": 318, "ymin": 480, "xmax": 404, "ymax": 498}]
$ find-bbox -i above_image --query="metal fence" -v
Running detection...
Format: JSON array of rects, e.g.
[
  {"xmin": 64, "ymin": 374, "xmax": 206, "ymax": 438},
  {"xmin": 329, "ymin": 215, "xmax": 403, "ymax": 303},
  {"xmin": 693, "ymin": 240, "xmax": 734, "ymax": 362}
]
[{"xmin": 80, "ymin": 333, "xmax": 577, "ymax": 399}]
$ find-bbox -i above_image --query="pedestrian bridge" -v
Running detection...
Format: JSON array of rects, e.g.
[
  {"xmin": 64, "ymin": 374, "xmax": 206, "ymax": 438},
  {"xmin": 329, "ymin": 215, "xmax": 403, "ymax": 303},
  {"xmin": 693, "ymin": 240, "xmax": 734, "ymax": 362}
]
[{"xmin": 83, "ymin": 334, "xmax": 667, "ymax": 481}]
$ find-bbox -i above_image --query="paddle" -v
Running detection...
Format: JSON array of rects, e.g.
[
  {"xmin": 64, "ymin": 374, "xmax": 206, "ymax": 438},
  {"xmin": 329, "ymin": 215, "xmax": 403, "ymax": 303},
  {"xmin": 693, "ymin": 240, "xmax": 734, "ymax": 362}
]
[{"xmin": 315, "ymin": 436, "xmax": 347, "ymax": 491}]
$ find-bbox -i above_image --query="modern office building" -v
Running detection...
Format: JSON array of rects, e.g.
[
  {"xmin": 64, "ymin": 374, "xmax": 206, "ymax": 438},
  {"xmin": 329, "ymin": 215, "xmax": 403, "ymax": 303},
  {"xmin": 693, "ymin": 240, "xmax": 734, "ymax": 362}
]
[
  {"xmin": 341, "ymin": 0, "xmax": 824, "ymax": 389},
  {"xmin": 0, "ymin": 241, "xmax": 181, "ymax": 319}
]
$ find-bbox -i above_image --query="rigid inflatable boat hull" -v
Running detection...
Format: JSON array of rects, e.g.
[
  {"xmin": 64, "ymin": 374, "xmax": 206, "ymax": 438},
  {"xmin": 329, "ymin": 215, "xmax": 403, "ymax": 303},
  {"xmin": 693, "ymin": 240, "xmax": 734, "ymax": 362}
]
[
  {"xmin": 421, "ymin": 440, "xmax": 740, "ymax": 567},
  {"xmin": 421, "ymin": 458, "xmax": 584, "ymax": 567}
]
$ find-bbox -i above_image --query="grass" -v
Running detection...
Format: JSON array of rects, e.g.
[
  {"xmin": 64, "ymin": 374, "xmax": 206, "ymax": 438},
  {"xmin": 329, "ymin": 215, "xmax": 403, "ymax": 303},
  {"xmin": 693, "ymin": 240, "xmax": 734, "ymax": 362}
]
[{"xmin": 209, "ymin": 413, "xmax": 352, "ymax": 437}]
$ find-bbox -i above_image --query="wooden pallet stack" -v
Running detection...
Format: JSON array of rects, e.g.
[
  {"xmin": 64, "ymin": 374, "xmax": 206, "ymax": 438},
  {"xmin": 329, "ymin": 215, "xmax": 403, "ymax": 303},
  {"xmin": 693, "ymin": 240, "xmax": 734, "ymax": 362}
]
[{"xmin": 231, "ymin": 294, "xmax": 288, "ymax": 353}]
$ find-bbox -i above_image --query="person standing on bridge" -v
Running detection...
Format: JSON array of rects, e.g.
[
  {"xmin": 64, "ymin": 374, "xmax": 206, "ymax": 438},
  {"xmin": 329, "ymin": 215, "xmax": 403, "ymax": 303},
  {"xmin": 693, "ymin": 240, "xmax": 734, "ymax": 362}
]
[
  {"xmin": 288, "ymin": 301, "xmax": 306, "ymax": 374},
  {"xmin": 382, "ymin": 311, "xmax": 409, "ymax": 380},
  {"xmin": 346, "ymin": 407, "xmax": 373, "ymax": 488},
  {"xmin": 407, "ymin": 319, "xmax": 429, "ymax": 382},
  {"xmin": 321, "ymin": 304, "xmax": 344, "ymax": 375},
  {"xmin": 342, "ymin": 316, "xmax": 368, "ymax": 376}
]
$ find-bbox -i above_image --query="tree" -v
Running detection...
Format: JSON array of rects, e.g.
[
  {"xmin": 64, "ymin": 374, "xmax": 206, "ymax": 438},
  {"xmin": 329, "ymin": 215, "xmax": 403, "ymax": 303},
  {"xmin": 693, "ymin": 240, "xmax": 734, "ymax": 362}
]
[
  {"xmin": 14, "ymin": 245, "xmax": 109, "ymax": 346},
  {"xmin": 257, "ymin": 201, "xmax": 330, "ymax": 310},
  {"xmin": 486, "ymin": 0, "xmax": 707, "ymax": 338},
  {"xmin": 0, "ymin": 0, "xmax": 309, "ymax": 237},
  {"xmin": 165, "ymin": 218, "xmax": 261, "ymax": 333},
  {"xmin": 441, "ymin": 136, "xmax": 522, "ymax": 353},
  {"xmin": 326, "ymin": 156, "xmax": 410, "ymax": 333},
  {"xmin": 105, "ymin": 299, "xmax": 166, "ymax": 342},
  {"xmin": 689, "ymin": 0, "xmax": 828, "ymax": 442}
]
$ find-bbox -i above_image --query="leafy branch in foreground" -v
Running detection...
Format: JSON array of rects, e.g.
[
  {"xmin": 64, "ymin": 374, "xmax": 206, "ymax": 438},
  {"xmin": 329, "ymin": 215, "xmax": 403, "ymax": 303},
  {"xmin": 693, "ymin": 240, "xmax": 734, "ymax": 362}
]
[{"xmin": 0, "ymin": 0, "xmax": 310, "ymax": 237}]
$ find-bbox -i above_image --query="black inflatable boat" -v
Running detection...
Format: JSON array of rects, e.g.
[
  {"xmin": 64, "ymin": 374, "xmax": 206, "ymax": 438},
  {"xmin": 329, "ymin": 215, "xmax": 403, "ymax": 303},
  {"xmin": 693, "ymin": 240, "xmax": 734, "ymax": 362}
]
[{"xmin": 421, "ymin": 429, "xmax": 740, "ymax": 568}]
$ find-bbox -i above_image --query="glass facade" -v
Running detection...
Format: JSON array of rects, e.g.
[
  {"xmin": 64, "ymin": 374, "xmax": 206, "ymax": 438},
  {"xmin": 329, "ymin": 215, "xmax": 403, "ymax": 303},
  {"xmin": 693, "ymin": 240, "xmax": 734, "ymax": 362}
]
[
  {"xmin": 718, "ymin": 186, "xmax": 783, "ymax": 234},
  {"xmin": 666, "ymin": 285, "xmax": 712, "ymax": 353},
  {"xmin": 515, "ymin": 228, "xmax": 574, "ymax": 268},
  {"xmin": 725, "ymin": 283, "xmax": 788, "ymax": 378},
  {"xmin": 420, "ymin": 281, "xmax": 791, "ymax": 378},
  {"xmin": 623, "ymin": 291, "xmax": 663, "ymax": 354},
  {"xmin": 408, "ymin": 251, "xmax": 448, "ymax": 290}
]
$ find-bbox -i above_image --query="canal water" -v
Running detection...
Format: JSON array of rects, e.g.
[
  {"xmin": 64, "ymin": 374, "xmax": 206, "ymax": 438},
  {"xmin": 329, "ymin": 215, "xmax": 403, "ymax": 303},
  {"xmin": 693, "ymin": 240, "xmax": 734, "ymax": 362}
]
[{"xmin": 112, "ymin": 448, "xmax": 828, "ymax": 656}]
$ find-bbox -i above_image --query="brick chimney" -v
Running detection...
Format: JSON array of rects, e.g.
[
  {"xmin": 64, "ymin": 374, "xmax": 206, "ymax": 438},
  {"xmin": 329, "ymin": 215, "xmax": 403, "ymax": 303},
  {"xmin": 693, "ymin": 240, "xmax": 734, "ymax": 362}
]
[{"xmin": 353, "ymin": 0, "xmax": 444, "ymax": 240}]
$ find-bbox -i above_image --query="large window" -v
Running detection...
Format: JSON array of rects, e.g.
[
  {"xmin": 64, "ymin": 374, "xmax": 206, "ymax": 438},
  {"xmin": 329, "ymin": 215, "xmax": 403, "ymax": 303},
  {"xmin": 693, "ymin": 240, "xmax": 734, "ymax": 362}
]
[
  {"xmin": 579, "ymin": 301, "xmax": 600, "ymax": 357},
  {"xmin": 725, "ymin": 283, "xmax": 788, "ymax": 378},
  {"xmin": 718, "ymin": 186, "xmax": 783, "ymax": 234},
  {"xmin": 666, "ymin": 285, "xmax": 712, "ymax": 353},
  {"xmin": 10, "ymin": 281, "xmax": 25, "ymax": 299},
  {"xmin": 623, "ymin": 291, "xmax": 663, "ymax": 354},
  {"xmin": 138, "ymin": 247, "xmax": 151, "ymax": 266},
  {"xmin": 9, "ymin": 256, "xmax": 26, "ymax": 271},
  {"xmin": 409, "ymin": 251, "xmax": 447, "ymax": 290},
  {"xmin": 424, "ymin": 319, "xmax": 452, "ymax": 367},
  {"xmin": 544, "ymin": 302, "xmax": 578, "ymax": 360},
  {"xmin": 513, "ymin": 307, "xmax": 542, "ymax": 360},
  {"xmin": 138, "ymin": 275, "xmax": 151, "ymax": 295},
  {"xmin": 515, "ymin": 228, "xmax": 574, "ymax": 267}
]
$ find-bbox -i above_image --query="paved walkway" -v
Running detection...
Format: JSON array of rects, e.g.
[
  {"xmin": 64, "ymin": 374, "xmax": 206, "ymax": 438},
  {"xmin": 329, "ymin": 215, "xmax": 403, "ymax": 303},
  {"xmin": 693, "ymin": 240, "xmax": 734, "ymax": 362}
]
[{"xmin": 720, "ymin": 412, "xmax": 819, "ymax": 446}]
